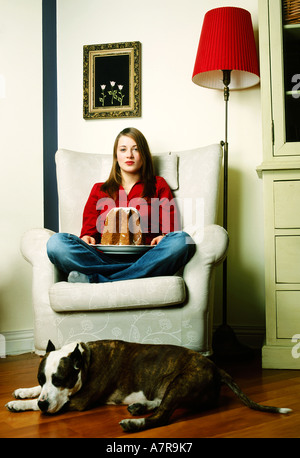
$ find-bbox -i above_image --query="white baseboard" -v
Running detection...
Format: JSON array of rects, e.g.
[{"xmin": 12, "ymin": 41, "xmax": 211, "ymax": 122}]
[{"xmin": 0, "ymin": 329, "xmax": 34, "ymax": 357}]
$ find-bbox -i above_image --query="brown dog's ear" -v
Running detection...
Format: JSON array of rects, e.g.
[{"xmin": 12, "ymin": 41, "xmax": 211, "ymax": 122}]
[
  {"xmin": 46, "ymin": 340, "xmax": 56, "ymax": 353},
  {"xmin": 70, "ymin": 344, "xmax": 83, "ymax": 370}
]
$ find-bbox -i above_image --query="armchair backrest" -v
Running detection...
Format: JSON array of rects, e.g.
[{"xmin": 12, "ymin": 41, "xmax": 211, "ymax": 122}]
[{"xmin": 55, "ymin": 144, "xmax": 222, "ymax": 236}]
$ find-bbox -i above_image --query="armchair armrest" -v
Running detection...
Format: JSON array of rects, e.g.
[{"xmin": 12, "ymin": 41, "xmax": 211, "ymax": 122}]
[
  {"xmin": 197, "ymin": 224, "xmax": 228, "ymax": 264},
  {"xmin": 184, "ymin": 224, "xmax": 229, "ymax": 265},
  {"xmin": 21, "ymin": 228, "xmax": 54, "ymax": 263},
  {"xmin": 21, "ymin": 228, "xmax": 57, "ymax": 283},
  {"xmin": 21, "ymin": 229, "xmax": 62, "ymax": 352},
  {"xmin": 182, "ymin": 223, "xmax": 228, "ymax": 306},
  {"xmin": 179, "ymin": 224, "xmax": 228, "ymax": 351}
]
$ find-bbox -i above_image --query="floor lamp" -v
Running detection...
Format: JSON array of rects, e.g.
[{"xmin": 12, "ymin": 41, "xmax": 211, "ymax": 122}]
[{"xmin": 192, "ymin": 7, "xmax": 260, "ymax": 359}]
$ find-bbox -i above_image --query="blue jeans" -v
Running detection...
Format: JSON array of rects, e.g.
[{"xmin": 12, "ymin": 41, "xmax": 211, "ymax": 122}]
[{"xmin": 46, "ymin": 232, "xmax": 195, "ymax": 283}]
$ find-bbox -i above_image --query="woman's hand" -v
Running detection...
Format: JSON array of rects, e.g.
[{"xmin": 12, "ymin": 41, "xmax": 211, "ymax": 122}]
[
  {"xmin": 150, "ymin": 235, "xmax": 165, "ymax": 246},
  {"xmin": 81, "ymin": 235, "xmax": 96, "ymax": 245}
]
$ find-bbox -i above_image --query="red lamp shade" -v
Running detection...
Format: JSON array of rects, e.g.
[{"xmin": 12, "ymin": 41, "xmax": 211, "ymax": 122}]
[{"xmin": 192, "ymin": 7, "xmax": 260, "ymax": 90}]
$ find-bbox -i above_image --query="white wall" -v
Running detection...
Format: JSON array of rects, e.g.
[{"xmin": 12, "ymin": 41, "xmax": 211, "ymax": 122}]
[
  {"xmin": 57, "ymin": 0, "xmax": 265, "ymax": 331},
  {"xmin": 0, "ymin": 0, "xmax": 43, "ymax": 334}
]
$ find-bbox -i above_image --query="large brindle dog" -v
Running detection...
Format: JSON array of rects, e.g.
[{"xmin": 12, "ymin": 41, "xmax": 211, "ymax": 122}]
[{"xmin": 6, "ymin": 340, "xmax": 291, "ymax": 432}]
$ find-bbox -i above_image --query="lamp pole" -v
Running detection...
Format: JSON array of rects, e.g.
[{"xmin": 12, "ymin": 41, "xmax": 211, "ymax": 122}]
[
  {"xmin": 212, "ymin": 69, "xmax": 255, "ymax": 360},
  {"xmin": 222, "ymin": 69, "xmax": 230, "ymax": 326}
]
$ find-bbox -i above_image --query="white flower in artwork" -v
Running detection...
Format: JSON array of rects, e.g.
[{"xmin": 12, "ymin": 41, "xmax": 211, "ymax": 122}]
[
  {"xmin": 99, "ymin": 84, "xmax": 107, "ymax": 106},
  {"xmin": 107, "ymin": 81, "xmax": 125, "ymax": 106},
  {"xmin": 117, "ymin": 85, "xmax": 125, "ymax": 106}
]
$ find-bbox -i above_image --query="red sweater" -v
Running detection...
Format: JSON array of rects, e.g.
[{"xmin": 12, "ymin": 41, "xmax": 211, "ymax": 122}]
[{"xmin": 80, "ymin": 176, "xmax": 180, "ymax": 245}]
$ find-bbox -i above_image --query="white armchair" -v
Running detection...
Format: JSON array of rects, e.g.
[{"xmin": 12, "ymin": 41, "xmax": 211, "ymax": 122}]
[{"xmin": 21, "ymin": 144, "xmax": 228, "ymax": 355}]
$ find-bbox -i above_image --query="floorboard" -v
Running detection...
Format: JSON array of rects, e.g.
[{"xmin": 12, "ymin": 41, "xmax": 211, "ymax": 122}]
[{"xmin": 1, "ymin": 351, "xmax": 300, "ymax": 438}]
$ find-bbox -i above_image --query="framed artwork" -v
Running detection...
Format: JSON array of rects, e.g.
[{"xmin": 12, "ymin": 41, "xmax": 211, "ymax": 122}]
[{"xmin": 83, "ymin": 41, "xmax": 141, "ymax": 119}]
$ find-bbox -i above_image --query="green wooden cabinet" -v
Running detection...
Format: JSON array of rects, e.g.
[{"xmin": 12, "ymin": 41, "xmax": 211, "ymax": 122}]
[{"xmin": 258, "ymin": 0, "xmax": 300, "ymax": 368}]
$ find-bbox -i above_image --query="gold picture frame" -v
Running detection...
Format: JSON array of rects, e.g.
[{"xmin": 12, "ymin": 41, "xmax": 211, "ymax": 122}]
[{"xmin": 83, "ymin": 41, "xmax": 141, "ymax": 119}]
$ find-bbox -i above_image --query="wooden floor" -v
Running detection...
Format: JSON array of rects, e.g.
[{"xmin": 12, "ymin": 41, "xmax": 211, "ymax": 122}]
[{"xmin": 1, "ymin": 351, "xmax": 300, "ymax": 439}]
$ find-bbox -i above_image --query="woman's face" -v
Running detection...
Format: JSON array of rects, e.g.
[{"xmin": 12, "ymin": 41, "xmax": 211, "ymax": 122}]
[{"xmin": 116, "ymin": 135, "xmax": 143, "ymax": 176}]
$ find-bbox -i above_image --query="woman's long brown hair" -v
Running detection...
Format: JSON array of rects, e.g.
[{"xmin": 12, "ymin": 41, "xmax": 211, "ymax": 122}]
[{"xmin": 101, "ymin": 127, "xmax": 156, "ymax": 199}]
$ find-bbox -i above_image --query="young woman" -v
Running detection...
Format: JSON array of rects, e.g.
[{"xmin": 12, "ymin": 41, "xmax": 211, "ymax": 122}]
[{"xmin": 47, "ymin": 127, "xmax": 195, "ymax": 283}]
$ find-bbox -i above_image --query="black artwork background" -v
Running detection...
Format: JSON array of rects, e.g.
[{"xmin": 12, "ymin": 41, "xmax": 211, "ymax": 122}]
[{"xmin": 94, "ymin": 54, "xmax": 130, "ymax": 108}]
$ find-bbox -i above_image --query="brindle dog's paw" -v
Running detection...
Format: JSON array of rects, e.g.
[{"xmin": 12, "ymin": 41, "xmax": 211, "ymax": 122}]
[
  {"xmin": 14, "ymin": 388, "xmax": 30, "ymax": 399},
  {"xmin": 5, "ymin": 398, "xmax": 39, "ymax": 412},
  {"xmin": 119, "ymin": 418, "xmax": 146, "ymax": 432},
  {"xmin": 127, "ymin": 402, "xmax": 147, "ymax": 415},
  {"xmin": 6, "ymin": 401, "xmax": 24, "ymax": 412},
  {"xmin": 13, "ymin": 386, "xmax": 41, "ymax": 399}
]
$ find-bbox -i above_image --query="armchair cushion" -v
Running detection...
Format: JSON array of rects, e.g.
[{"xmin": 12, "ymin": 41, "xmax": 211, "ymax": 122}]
[{"xmin": 49, "ymin": 276, "xmax": 185, "ymax": 312}]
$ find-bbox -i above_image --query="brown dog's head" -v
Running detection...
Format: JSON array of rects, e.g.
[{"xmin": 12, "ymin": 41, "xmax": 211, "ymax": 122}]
[{"xmin": 37, "ymin": 341, "xmax": 84, "ymax": 414}]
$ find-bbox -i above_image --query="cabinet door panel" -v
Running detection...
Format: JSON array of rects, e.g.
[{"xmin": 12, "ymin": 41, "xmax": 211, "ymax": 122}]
[
  {"xmin": 276, "ymin": 236, "xmax": 300, "ymax": 283},
  {"xmin": 277, "ymin": 291, "xmax": 300, "ymax": 338},
  {"xmin": 274, "ymin": 181, "xmax": 300, "ymax": 228}
]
